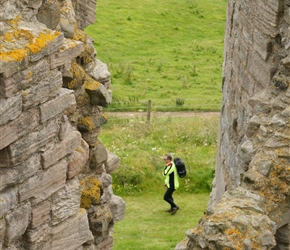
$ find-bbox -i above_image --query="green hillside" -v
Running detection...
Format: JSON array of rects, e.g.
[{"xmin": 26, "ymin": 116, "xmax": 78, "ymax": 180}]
[{"xmin": 85, "ymin": 0, "xmax": 227, "ymax": 111}]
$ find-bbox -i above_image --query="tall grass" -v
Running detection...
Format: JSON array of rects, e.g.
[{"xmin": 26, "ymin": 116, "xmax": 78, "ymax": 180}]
[
  {"xmin": 99, "ymin": 114, "xmax": 219, "ymax": 195},
  {"xmin": 85, "ymin": 0, "xmax": 227, "ymax": 111}
]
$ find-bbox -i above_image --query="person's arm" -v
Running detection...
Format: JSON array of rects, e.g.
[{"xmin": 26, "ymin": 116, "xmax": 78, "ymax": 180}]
[{"xmin": 163, "ymin": 162, "xmax": 175, "ymax": 176}]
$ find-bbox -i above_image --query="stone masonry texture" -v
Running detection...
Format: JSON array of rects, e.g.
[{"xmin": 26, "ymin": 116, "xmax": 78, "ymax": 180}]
[
  {"xmin": 0, "ymin": 0, "xmax": 125, "ymax": 249},
  {"xmin": 176, "ymin": 0, "xmax": 290, "ymax": 249}
]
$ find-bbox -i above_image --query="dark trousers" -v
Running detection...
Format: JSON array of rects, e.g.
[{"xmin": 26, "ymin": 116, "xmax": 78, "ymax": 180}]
[{"xmin": 164, "ymin": 187, "xmax": 177, "ymax": 209}]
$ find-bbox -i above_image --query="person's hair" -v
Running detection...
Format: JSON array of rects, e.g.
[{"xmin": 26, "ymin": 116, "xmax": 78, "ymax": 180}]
[{"xmin": 164, "ymin": 154, "xmax": 172, "ymax": 161}]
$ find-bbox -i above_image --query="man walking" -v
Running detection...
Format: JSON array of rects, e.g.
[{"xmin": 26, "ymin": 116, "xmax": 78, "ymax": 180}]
[{"xmin": 163, "ymin": 154, "xmax": 179, "ymax": 215}]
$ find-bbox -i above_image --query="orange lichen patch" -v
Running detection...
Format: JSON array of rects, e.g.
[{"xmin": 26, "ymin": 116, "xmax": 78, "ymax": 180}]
[
  {"xmin": 68, "ymin": 61, "xmax": 86, "ymax": 89},
  {"xmin": 79, "ymin": 44, "xmax": 94, "ymax": 64},
  {"xmin": 1, "ymin": 16, "xmax": 61, "ymax": 62},
  {"xmin": 83, "ymin": 78, "xmax": 100, "ymax": 91},
  {"xmin": 79, "ymin": 116, "xmax": 95, "ymax": 131},
  {"xmin": 0, "ymin": 48, "xmax": 28, "ymax": 62},
  {"xmin": 26, "ymin": 31, "xmax": 60, "ymax": 54},
  {"xmin": 7, "ymin": 15, "xmax": 21, "ymax": 28},
  {"xmin": 73, "ymin": 28, "xmax": 88, "ymax": 43},
  {"xmin": 100, "ymin": 112, "xmax": 108, "ymax": 121},
  {"xmin": 224, "ymin": 227, "xmax": 244, "ymax": 249},
  {"xmin": 80, "ymin": 176, "xmax": 102, "ymax": 209}
]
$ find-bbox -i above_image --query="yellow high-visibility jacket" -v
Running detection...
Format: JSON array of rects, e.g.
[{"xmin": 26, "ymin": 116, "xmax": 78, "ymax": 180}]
[{"xmin": 163, "ymin": 161, "xmax": 179, "ymax": 190}]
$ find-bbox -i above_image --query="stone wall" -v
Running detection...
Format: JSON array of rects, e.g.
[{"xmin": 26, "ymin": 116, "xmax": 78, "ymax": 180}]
[
  {"xmin": 176, "ymin": 1, "xmax": 290, "ymax": 249},
  {"xmin": 0, "ymin": 0, "xmax": 125, "ymax": 249}
]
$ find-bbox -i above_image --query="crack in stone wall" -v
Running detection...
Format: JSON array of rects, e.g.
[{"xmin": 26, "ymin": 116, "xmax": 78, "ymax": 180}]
[{"xmin": 0, "ymin": 0, "xmax": 125, "ymax": 249}]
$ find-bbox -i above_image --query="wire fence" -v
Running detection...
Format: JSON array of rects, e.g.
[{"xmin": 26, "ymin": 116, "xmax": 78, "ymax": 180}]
[
  {"xmin": 102, "ymin": 100, "xmax": 221, "ymax": 125},
  {"xmin": 103, "ymin": 99, "xmax": 221, "ymax": 112}
]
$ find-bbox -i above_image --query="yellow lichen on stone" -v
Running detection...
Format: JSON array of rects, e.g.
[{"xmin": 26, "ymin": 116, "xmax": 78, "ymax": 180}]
[
  {"xmin": 79, "ymin": 116, "xmax": 95, "ymax": 131},
  {"xmin": 80, "ymin": 176, "xmax": 102, "ymax": 209},
  {"xmin": 224, "ymin": 227, "xmax": 244, "ymax": 249},
  {"xmin": 73, "ymin": 28, "xmax": 88, "ymax": 43},
  {"xmin": 100, "ymin": 113, "xmax": 108, "ymax": 121},
  {"xmin": 1, "ymin": 16, "xmax": 61, "ymax": 62},
  {"xmin": 0, "ymin": 48, "xmax": 28, "ymax": 62},
  {"xmin": 68, "ymin": 61, "xmax": 86, "ymax": 89},
  {"xmin": 26, "ymin": 31, "xmax": 60, "ymax": 54},
  {"xmin": 84, "ymin": 78, "xmax": 100, "ymax": 91},
  {"xmin": 7, "ymin": 15, "xmax": 21, "ymax": 28},
  {"xmin": 80, "ymin": 44, "xmax": 94, "ymax": 64}
]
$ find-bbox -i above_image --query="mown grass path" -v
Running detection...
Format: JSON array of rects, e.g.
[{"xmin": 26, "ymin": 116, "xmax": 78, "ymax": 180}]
[
  {"xmin": 113, "ymin": 193, "xmax": 210, "ymax": 250},
  {"xmin": 105, "ymin": 111, "xmax": 220, "ymax": 119}
]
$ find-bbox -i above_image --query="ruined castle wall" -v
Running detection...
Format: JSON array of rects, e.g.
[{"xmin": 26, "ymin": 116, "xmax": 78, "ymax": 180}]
[
  {"xmin": 176, "ymin": 1, "xmax": 290, "ymax": 249},
  {"xmin": 0, "ymin": 1, "xmax": 125, "ymax": 249}
]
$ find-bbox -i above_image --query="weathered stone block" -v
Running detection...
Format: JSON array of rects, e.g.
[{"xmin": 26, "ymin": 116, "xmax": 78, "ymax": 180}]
[
  {"xmin": 73, "ymin": 0, "xmax": 97, "ymax": 30},
  {"xmin": 239, "ymin": 67, "xmax": 255, "ymax": 95},
  {"xmin": 29, "ymin": 31, "xmax": 64, "ymax": 62},
  {"xmin": 22, "ymin": 70, "xmax": 63, "ymax": 110},
  {"xmin": 0, "ymin": 188, "xmax": 17, "ymax": 218},
  {"xmin": 85, "ymin": 59, "xmax": 111, "ymax": 88},
  {"xmin": 0, "ymin": 57, "xmax": 29, "ymax": 79},
  {"xmin": 4, "ymin": 202, "xmax": 31, "ymax": 246},
  {"xmin": 25, "ymin": 223, "xmax": 49, "ymax": 244},
  {"xmin": 84, "ymin": 80, "xmax": 112, "ymax": 106},
  {"xmin": 0, "ymin": 59, "xmax": 50, "ymax": 98},
  {"xmin": 37, "ymin": 0, "xmax": 61, "ymax": 30},
  {"xmin": 40, "ymin": 88, "xmax": 76, "ymax": 123},
  {"xmin": 89, "ymin": 140, "xmax": 107, "ymax": 171},
  {"xmin": 276, "ymin": 224, "xmax": 290, "ymax": 244},
  {"xmin": 247, "ymin": 50, "xmax": 276, "ymax": 87},
  {"xmin": 0, "ymin": 119, "xmax": 58, "ymax": 165},
  {"xmin": 255, "ymin": 0, "xmax": 281, "ymax": 37},
  {"xmin": 30, "ymin": 201, "xmax": 51, "ymax": 228},
  {"xmin": 19, "ymin": 159, "xmax": 67, "ymax": 205},
  {"xmin": 99, "ymin": 173, "xmax": 112, "ymax": 188},
  {"xmin": 253, "ymin": 28, "xmax": 272, "ymax": 61},
  {"xmin": 51, "ymin": 39, "xmax": 83, "ymax": 69},
  {"xmin": 89, "ymin": 204, "xmax": 113, "ymax": 237},
  {"xmin": 67, "ymin": 139, "xmax": 89, "ymax": 179},
  {"xmin": 105, "ymin": 151, "xmax": 120, "ymax": 174},
  {"xmin": 240, "ymin": 13, "xmax": 254, "ymax": 45},
  {"xmin": 100, "ymin": 185, "xmax": 113, "ymax": 204},
  {"xmin": 109, "ymin": 195, "xmax": 125, "ymax": 223},
  {"xmin": 60, "ymin": 18, "xmax": 75, "ymax": 39},
  {"xmin": 28, "ymin": 209, "xmax": 93, "ymax": 250},
  {"xmin": 0, "ymin": 94, "xmax": 22, "ymax": 126},
  {"xmin": 51, "ymin": 178, "xmax": 81, "ymax": 225},
  {"xmin": 59, "ymin": 115, "xmax": 70, "ymax": 141},
  {"xmin": 0, "ymin": 154, "xmax": 41, "ymax": 191},
  {"xmin": 0, "ymin": 108, "xmax": 39, "ymax": 151},
  {"xmin": 41, "ymin": 130, "xmax": 81, "ymax": 169},
  {"xmin": 77, "ymin": 114, "xmax": 107, "ymax": 132}
]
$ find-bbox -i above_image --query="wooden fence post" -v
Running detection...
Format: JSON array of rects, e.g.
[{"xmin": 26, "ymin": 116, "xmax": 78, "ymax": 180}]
[{"xmin": 147, "ymin": 100, "xmax": 151, "ymax": 123}]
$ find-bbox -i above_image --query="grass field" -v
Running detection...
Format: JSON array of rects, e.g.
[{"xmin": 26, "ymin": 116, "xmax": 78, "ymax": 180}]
[
  {"xmin": 85, "ymin": 1, "xmax": 226, "ymax": 249},
  {"xmin": 113, "ymin": 193, "xmax": 209, "ymax": 250},
  {"xmin": 85, "ymin": 0, "xmax": 227, "ymax": 111},
  {"xmin": 99, "ymin": 115, "xmax": 219, "ymax": 196},
  {"xmin": 99, "ymin": 115, "xmax": 219, "ymax": 249}
]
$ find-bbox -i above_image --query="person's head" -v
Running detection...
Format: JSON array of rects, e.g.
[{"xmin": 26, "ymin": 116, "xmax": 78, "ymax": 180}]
[{"xmin": 163, "ymin": 154, "xmax": 172, "ymax": 163}]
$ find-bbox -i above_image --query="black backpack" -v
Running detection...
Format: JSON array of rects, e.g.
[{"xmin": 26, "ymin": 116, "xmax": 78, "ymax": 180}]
[{"xmin": 174, "ymin": 158, "xmax": 186, "ymax": 178}]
